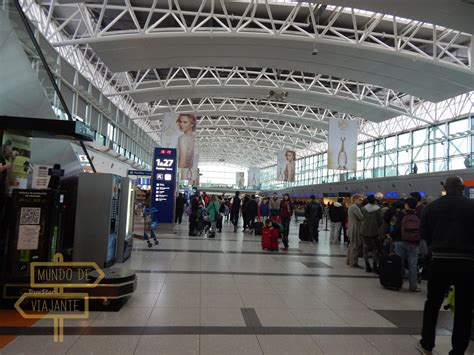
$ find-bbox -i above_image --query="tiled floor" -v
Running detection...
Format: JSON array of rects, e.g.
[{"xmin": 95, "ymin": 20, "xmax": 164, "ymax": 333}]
[{"xmin": 1, "ymin": 219, "xmax": 473, "ymax": 354}]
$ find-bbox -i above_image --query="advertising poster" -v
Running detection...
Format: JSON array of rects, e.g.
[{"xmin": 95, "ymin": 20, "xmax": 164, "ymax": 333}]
[
  {"xmin": 276, "ymin": 149, "xmax": 296, "ymax": 182},
  {"xmin": 161, "ymin": 112, "xmax": 197, "ymax": 169},
  {"xmin": 247, "ymin": 167, "xmax": 260, "ymax": 187},
  {"xmin": 179, "ymin": 152, "xmax": 199, "ymax": 186},
  {"xmin": 151, "ymin": 148, "xmax": 177, "ymax": 224},
  {"xmin": 328, "ymin": 118, "xmax": 358, "ymax": 171},
  {"xmin": 236, "ymin": 172, "xmax": 245, "ymax": 187},
  {"xmin": 1, "ymin": 131, "xmax": 32, "ymax": 191}
]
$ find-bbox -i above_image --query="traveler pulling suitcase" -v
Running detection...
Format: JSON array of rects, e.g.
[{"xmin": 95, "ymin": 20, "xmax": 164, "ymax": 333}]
[
  {"xmin": 298, "ymin": 221, "xmax": 311, "ymax": 242},
  {"xmin": 379, "ymin": 254, "xmax": 403, "ymax": 290}
]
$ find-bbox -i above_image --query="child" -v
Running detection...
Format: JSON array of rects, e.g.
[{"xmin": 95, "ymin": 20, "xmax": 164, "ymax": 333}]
[
  {"xmin": 261, "ymin": 219, "xmax": 279, "ymax": 251},
  {"xmin": 197, "ymin": 205, "xmax": 210, "ymax": 236}
]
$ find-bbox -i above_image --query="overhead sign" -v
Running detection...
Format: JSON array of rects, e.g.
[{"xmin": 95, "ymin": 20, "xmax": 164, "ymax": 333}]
[
  {"xmin": 151, "ymin": 148, "xmax": 177, "ymax": 224},
  {"xmin": 128, "ymin": 170, "xmax": 152, "ymax": 176}
]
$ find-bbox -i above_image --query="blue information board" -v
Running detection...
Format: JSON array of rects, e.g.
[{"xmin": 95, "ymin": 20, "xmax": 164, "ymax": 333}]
[{"xmin": 151, "ymin": 148, "xmax": 177, "ymax": 224}]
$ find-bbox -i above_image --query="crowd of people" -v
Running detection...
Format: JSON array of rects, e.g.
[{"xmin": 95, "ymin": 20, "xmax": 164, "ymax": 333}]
[{"xmin": 174, "ymin": 176, "xmax": 474, "ymax": 354}]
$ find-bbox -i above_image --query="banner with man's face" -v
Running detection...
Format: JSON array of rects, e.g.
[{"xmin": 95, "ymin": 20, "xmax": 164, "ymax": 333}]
[
  {"xmin": 276, "ymin": 149, "xmax": 296, "ymax": 182},
  {"xmin": 161, "ymin": 112, "xmax": 197, "ymax": 169}
]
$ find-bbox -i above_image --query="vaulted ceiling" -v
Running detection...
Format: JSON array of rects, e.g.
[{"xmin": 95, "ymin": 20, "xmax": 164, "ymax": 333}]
[{"xmin": 26, "ymin": 0, "xmax": 474, "ymax": 166}]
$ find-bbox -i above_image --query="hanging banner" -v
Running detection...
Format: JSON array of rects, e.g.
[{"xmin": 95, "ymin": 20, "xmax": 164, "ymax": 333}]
[
  {"xmin": 179, "ymin": 152, "xmax": 199, "ymax": 186},
  {"xmin": 161, "ymin": 112, "xmax": 197, "ymax": 169},
  {"xmin": 276, "ymin": 149, "xmax": 296, "ymax": 182},
  {"xmin": 236, "ymin": 172, "xmax": 245, "ymax": 187},
  {"xmin": 328, "ymin": 118, "xmax": 358, "ymax": 171},
  {"xmin": 151, "ymin": 148, "xmax": 177, "ymax": 224},
  {"xmin": 247, "ymin": 167, "xmax": 260, "ymax": 187}
]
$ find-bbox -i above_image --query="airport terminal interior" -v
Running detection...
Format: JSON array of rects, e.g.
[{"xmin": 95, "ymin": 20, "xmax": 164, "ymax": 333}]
[{"xmin": 0, "ymin": 0, "xmax": 474, "ymax": 354}]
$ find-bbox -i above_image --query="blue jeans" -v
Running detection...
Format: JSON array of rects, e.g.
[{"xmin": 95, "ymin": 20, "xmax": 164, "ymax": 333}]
[{"xmin": 394, "ymin": 241, "xmax": 419, "ymax": 290}]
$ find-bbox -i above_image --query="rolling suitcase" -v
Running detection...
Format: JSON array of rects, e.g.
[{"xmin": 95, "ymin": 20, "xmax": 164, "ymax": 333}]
[
  {"xmin": 298, "ymin": 222, "xmax": 311, "ymax": 241},
  {"xmin": 261, "ymin": 228, "xmax": 272, "ymax": 250},
  {"xmin": 379, "ymin": 254, "xmax": 403, "ymax": 290},
  {"xmin": 254, "ymin": 221, "xmax": 263, "ymax": 236}
]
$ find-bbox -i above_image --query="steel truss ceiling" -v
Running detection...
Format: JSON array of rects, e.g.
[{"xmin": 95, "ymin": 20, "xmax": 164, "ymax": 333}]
[
  {"xmin": 111, "ymin": 67, "xmax": 420, "ymax": 120},
  {"xmin": 23, "ymin": 0, "xmax": 474, "ymax": 167}
]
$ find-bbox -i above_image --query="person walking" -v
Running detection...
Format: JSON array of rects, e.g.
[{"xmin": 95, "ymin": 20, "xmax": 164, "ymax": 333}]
[
  {"xmin": 417, "ymin": 176, "xmax": 474, "ymax": 355},
  {"xmin": 246, "ymin": 195, "xmax": 259, "ymax": 233},
  {"xmin": 279, "ymin": 193, "xmax": 293, "ymax": 250},
  {"xmin": 346, "ymin": 195, "xmax": 364, "ymax": 268},
  {"xmin": 230, "ymin": 191, "xmax": 241, "ymax": 233},
  {"xmin": 329, "ymin": 198, "xmax": 345, "ymax": 244},
  {"xmin": 206, "ymin": 195, "xmax": 220, "ymax": 238},
  {"xmin": 259, "ymin": 197, "xmax": 270, "ymax": 221},
  {"xmin": 175, "ymin": 192, "xmax": 185, "ymax": 224},
  {"xmin": 188, "ymin": 193, "xmax": 200, "ymax": 236},
  {"xmin": 360, "ymin": 195, "xmax": 383, "ymax": 273},
  {"xmin": 305, "ymin": 195, "xmax": 323, "ymax": 243},
  {"xmin": 241, "ymin": 195, "xmax": 250, "ymax": 232},
  {"xmin": 269, "ymin": 192, "xmax": 280, "ymax": 217}
]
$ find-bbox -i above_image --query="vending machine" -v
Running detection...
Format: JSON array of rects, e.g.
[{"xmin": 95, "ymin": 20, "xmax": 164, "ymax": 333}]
[
  {"xmin": 72, "ymin": 173, "xmax": 121, "ymax": 268},
  {"xmin": 117, "ymin": 177, "xmax": 135, "ymax": 262}
]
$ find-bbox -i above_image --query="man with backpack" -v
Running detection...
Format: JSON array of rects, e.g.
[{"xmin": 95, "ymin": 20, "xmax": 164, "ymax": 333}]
[
  {"xmin": 417, "ymin": 176, "xmax": 474, "ymax": 355},
  {"xmin": 394, "ymin": 197, "xmax": 421, "ymax": 292},
  {"xmin": 304, "ymin": 195, "xmax": 323, "ymax": 243}
]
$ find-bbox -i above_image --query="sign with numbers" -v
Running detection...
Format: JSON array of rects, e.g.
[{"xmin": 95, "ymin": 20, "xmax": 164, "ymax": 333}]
[{"xmin": 151, "ymin": 148, "xmax": 177, "ymax": 224}]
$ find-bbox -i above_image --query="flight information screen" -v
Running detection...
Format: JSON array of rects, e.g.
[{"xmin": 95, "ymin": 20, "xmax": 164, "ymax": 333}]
[{"xmin": 151, "ymin": 148, "xmax": 177, "ymax": 224}]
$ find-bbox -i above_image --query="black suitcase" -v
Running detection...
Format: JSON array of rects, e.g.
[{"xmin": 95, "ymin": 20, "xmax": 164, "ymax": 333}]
[
  {"xmin": 254, "ymin": 222, "xmax": 263, "ymax": 236},
  {"xmin": 379, "ymin": 254, "xmax": 403, "ymax": 290},
  {"xmin": 299, "ymin": 222, "xmax": 311, "ymax": 241}
]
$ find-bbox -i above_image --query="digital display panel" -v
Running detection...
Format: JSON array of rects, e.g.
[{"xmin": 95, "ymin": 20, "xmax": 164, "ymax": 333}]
[{"xmin": 151, "ymin": 148, "xmax": 177, "ymax": 224}]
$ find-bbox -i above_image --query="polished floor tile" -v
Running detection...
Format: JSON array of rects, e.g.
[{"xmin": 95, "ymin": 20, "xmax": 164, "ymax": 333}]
[
  {"xmin": 134, "ymin": 335, "xmax": 199, "ymax": 355},
  {"xmin": 67, "ymin": 335, "xmax": 140, "ymax": 355},
  {"xmin": 200, "ymin": 335, "xmax": 262, "ymax": 355},
  {"xmin": 2, "ymin": 219, "xmax": 473, "ymax": 355},
  {"xmin": 257, "ymin": 335, "xmax": 323, "ymax": 355}
]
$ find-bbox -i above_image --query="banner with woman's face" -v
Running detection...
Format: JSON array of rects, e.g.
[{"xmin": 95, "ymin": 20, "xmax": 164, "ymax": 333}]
[
  {"xmin": 247, "ymin": 167, "xmax": 260, "ymax": 187},
  {"xmin": 277, "ymin": 149, "xmax": 296, "ymax": 182},
  {"xmin": 179, "ymin": 152, "xmax": 199, "ymax": 186},
  {"xmin": 161, "ymin": 112, "xmax": 197, "ymax": 169}
]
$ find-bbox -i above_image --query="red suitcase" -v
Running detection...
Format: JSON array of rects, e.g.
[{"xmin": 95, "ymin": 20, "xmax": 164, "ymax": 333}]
[
  {"xmin": 261, "ymin": 228, "xmax": 272, "ymax": 250},
  {"xmin": 270, "ymin": 228, "xmax": 279, "ymax": 251}
]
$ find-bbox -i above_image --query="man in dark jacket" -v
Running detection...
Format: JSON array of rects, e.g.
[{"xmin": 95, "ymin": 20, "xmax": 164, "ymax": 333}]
[
  {"xmin": 175, "ymin": 193, "xmax": 185, "ymax": 224},
  {"xmin": 230, "ymin": 191, "xmax": 241, "ymax": 232},
  {"xmin": 417, "ymin": 176, "xmax": 474, "ymax": 355},
  {"xmin": 305, "ymin": 195, "xmax": 323, "ymax": 243},
  {"xmin": 189, "ymin": 193, "xmax": 200, "ymax": 236},
  {"xmin": 246, "ymin": 195, "xmax": 259, "ymax": 233},
  {"xmin": 329, "ymin": 198, "xmax": 345, "ymax": 244}
]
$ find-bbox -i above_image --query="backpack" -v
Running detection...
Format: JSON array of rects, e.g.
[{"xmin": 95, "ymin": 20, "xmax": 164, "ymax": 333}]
[{"xmin": 400, "ymin": 211, "xmax": 421, "ymax": 242}]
